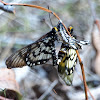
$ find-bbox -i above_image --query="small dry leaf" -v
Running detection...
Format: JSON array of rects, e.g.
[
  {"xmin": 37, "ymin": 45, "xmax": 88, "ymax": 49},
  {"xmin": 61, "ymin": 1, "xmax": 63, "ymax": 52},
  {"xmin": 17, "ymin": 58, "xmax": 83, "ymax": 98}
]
[{"xmin": 0, "ymin": 68, "xmax": 22, "ymax": 100}]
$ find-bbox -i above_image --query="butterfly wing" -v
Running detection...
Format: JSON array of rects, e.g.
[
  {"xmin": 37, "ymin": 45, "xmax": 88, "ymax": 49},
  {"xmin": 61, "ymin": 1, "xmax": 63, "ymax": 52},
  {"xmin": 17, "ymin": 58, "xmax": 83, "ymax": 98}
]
[
  {"xmin": 57, "ymin": 26, "xmax": 78, "ymax": 85},
  {"xmin": 6, "ymin": 44, "xmax": 30, "ymax": 68},
  {"xmin": 57, "ymin": 43, "xmax": 77, "ymax": 85},
  {"xmin": 6, "ymin": 30, "xmax": 57, "ymax": 69}
]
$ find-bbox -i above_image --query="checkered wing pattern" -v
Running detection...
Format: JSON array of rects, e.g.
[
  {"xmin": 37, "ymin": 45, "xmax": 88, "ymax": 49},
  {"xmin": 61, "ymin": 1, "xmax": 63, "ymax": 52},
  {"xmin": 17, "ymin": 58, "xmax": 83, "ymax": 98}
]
[
  {"xmin": 57, "ymin": 26, "xmax": 77, "ymax": 85},
  {"xmin": 57, "ymin": 43, "xmax": 77, "ymax": 85},
  {"xmin": 6, "ymin": 30, "xmax": 57, "ymax": 69}
]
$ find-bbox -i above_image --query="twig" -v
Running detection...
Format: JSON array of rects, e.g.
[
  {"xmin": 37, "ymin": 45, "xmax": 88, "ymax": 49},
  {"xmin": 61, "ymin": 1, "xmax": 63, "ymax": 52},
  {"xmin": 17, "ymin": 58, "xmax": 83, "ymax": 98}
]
[
  {"xmin": 0, "ymin": 1, "xmax": 72, "ymax": 36},
  {"xmin": 76, "ymin": 50, "xmax": 88, "ymax": 100},
  {"xmin": 38, "ymin": 80, "xmax": 58, "ymax": 100},
  {"xmin": 79, "ymin": 75, "xmax": 96, "ymax": 100}
]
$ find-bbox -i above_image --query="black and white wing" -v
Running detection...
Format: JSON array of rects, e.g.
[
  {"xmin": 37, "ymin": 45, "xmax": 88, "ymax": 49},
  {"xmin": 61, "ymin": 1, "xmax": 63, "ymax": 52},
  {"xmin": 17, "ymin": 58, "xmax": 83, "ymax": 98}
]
[
  {"xmin": 57, "ymin": 43, "xmax": 77, "ymax": 85},
  {"xmin": 6, "ymin": 30, "xmax": 57, "ymax": 69}
]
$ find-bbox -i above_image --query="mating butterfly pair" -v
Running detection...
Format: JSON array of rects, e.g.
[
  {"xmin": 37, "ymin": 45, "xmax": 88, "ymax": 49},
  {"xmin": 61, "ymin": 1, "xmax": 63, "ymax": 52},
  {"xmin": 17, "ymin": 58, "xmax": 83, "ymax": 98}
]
[{"xmin": 6, "ymin": 22, "xmax": 88, "ymax": 85}]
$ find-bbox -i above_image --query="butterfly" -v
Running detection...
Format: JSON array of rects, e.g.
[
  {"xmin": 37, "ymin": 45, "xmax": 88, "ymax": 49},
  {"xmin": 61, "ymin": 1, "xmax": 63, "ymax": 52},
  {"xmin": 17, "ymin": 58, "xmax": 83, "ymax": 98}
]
[
  {"xmin": 6, "ymin": 22, "xmax": 89, "ymax": 69},
  {"xmin": 57, "ymin": 26, "xmax": 77, "ymax": 85}
]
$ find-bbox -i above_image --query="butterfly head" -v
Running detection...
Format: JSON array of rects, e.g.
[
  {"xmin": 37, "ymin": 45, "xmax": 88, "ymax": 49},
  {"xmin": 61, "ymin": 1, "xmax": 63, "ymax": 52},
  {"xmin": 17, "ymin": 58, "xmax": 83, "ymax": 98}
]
[{"xmin": 68, "ymin": 26, "xmax": 73, "ymax": 35}]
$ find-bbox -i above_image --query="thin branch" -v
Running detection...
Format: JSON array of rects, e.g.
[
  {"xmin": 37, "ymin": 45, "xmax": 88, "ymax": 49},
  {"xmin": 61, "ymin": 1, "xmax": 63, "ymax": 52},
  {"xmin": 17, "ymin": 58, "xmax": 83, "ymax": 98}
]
[
  {"xmin": 0, "ymin": 1, "xmax": 72, "ymax": 36},
  {"xmin": 38, "ymin": 80, "xmax": 58, "ymax": 100},
  {"xmin": 76, "ymin": 50, "xmax": 88, "ymax": 100},
  {"xmin": 79, "ymin": 76, "xmax": 96, "ymax": 100}
]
